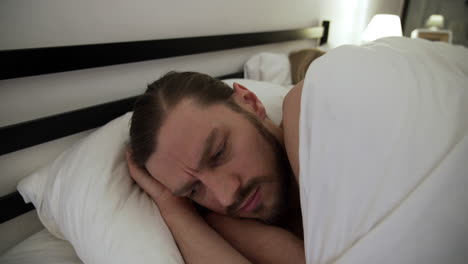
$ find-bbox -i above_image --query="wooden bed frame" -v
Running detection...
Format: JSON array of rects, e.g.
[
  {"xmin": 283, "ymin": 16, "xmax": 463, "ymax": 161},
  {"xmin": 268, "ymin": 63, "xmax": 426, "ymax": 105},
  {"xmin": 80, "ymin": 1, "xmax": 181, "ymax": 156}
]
[{"xmin": 0, "ymin": 20, "xmax": 330, "ymax": 224}]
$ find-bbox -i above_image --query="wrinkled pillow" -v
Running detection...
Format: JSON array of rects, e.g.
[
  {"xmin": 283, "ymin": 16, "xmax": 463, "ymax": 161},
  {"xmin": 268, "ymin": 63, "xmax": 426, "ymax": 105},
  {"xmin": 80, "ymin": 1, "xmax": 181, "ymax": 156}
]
[
  {"xmin": 17, "ymin": 79, "xmax": 289, "ymax": 264},
  {"xmin": 18, "ymin": 112, "xmax": 184, "ymax": 264},
  {"xmin": 243, "ymin": 52, "xmax": 292, "ymax": 86}
]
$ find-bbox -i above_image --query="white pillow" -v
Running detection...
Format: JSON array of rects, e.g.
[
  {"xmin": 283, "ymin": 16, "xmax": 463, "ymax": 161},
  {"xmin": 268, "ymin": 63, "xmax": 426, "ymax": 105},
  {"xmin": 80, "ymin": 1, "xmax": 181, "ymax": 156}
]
[
  {"xmin": 17, "ymin": 79, "xmax": 288, "ymax": 264},
  {"xmin": 243, "ymin": 52, "xmax": 292, "ymax": 86},
  {"xmin": 18, "ymin": 113, "xmax": 184, "ymax": 264},
  {"xmin": 0, "ymin": 229, "xmax": 82, "ymax": 264}
]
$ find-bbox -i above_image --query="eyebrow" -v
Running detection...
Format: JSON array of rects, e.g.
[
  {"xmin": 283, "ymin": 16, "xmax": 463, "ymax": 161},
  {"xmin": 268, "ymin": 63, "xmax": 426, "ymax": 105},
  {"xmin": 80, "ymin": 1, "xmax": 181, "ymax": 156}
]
[
  {"xmin": 173, "ymin": 128, "xmax": 218, "ymax": 196},
  {"xmin": 197, "ymin": 128, "xmax": 219, "ymax": 170}
]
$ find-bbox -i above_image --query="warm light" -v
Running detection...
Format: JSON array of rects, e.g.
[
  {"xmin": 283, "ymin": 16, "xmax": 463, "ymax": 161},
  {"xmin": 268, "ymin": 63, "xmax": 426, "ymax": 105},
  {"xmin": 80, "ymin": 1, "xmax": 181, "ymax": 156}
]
[
  {"xmin": 425, "ymin": 14, "xmax": 444, "ymax": 30},
  {"xmin": 362, "ymin": 14, "xmax": 403, "ymax": 42}
]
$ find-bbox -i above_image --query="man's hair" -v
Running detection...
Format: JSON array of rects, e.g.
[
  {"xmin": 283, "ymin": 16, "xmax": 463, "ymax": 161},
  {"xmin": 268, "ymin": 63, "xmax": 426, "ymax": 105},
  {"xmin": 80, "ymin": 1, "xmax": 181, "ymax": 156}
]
[{"xmin": 129, "ymin": 71, "xmax": 240, "ymax": 167}]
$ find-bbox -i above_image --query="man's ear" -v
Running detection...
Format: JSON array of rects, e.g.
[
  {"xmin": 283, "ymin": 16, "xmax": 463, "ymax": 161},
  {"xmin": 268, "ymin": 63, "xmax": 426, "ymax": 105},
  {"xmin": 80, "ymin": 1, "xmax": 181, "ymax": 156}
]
[{"xmin": 232, "ymin": 82, "xmax": 266, "ymax": 119}]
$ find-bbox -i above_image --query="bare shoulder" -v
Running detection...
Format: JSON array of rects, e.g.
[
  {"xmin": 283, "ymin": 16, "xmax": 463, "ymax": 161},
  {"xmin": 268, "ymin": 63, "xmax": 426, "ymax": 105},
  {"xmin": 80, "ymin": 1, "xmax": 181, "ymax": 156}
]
[{"xmin": 282, "ymin": 81, "xmax": 303, "ymax": 183}]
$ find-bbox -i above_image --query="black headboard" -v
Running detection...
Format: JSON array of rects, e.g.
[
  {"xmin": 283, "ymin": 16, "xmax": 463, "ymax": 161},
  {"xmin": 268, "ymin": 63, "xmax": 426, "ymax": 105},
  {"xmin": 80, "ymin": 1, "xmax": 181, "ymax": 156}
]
[
  {"xmin": 0, "ymin": 21, "xmax": 330, "ymax": 223},
  {"xmin": 0, "ymin": 21, "xmax": 329, "ymax": 80}
]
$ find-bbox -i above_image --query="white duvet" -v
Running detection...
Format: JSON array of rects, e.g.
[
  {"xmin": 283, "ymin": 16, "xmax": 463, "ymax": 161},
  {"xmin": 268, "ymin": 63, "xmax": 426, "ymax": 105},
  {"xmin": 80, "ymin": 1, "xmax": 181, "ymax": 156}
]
[{"xmin": 299, "ymin": 37, "xmax": 468, "ymax": 264}]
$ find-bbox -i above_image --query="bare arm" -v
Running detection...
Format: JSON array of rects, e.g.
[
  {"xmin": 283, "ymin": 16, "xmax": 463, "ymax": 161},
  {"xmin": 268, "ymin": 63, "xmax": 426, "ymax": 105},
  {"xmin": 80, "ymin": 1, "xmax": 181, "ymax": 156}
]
[
  {"xmin": 282, "ymin": 81, "xmax": 303, "ymax": 183},
  {"xmin": 163, "ymin": 206, "xmax": 251, "ymax": 264},
  {"xmin": 126, "ymin": 151, "xmax": 251, "ymax": 264},
  {"xmin": 206, "ymin": 213, "xmax": 305, "ymax": 264}
]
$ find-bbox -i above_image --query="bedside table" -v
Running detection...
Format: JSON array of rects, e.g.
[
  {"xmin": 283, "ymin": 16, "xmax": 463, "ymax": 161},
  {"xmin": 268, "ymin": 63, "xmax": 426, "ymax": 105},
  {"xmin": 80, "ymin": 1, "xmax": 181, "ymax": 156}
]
[{"xmin": 411, "ymin": 29, "xmax": 452, "ymax": 43}]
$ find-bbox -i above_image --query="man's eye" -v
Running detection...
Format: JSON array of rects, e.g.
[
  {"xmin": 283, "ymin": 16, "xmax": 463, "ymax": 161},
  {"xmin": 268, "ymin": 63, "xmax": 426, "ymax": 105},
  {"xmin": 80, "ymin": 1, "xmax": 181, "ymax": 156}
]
[
  {"xmin": 211, "ymin": 142, "xmax": 226, "ymax": 164},
  {"xmin": 188, "ymin": 182, "xmax": 200, "ymax": 198}
]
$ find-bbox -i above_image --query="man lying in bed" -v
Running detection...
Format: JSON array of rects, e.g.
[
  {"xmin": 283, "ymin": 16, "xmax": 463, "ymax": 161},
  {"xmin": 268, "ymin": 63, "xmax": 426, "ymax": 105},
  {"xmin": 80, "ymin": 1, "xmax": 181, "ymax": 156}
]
[{"xmin": 126, "ymin": 71, "xmax": 305, "ymax": 264}]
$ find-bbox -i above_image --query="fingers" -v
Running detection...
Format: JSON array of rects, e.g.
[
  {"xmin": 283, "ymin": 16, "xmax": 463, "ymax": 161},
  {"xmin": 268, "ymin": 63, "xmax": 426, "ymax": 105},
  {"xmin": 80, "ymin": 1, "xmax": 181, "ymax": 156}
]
[
  {"xmin": 126, "ymin": 150, "xmax": 142, "ymax": 182},
  {"xmin": 125, "ymin": 150, "xmax": 196, "ymax": 214},
  {"xmin": 125, "ymin": 149, "xmax": 137, "ymax": 177},
  {"xmin": 125, "ymin": 149, "xmax": 164, "ymax": 200}
]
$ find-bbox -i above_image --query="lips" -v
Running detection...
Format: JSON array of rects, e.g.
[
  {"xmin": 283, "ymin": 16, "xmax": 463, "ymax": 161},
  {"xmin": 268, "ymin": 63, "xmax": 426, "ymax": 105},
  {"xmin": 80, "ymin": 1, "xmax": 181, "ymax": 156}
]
[{"xmin": 239, "ymin": 186, "xmax": 261, "ymax": 213}]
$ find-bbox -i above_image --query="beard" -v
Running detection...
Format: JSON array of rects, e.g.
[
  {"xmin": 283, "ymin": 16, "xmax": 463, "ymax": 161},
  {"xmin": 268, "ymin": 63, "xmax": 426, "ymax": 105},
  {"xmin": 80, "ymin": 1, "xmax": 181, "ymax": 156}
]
[{"xmin": 224, "ymin": 103, "xmax": 294, "ymax": 225}]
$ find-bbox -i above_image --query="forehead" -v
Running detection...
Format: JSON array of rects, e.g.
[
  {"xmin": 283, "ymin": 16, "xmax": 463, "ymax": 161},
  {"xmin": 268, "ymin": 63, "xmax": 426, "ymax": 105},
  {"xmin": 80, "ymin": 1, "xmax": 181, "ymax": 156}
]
[
  {"xmin": 158, "ymin": 99, "xmax": 227, "ymax": 158},
  {"xmin": 145, "ymin": 99, "xmax": 231, "ymax": 188}
]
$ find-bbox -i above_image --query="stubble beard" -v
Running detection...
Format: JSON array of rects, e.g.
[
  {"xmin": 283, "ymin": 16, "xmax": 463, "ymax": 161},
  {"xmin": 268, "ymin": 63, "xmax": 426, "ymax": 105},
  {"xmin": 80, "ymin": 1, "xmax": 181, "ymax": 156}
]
[{"xmin": 229, "ymin": 106, "xmax": 293, "ymax": 226}]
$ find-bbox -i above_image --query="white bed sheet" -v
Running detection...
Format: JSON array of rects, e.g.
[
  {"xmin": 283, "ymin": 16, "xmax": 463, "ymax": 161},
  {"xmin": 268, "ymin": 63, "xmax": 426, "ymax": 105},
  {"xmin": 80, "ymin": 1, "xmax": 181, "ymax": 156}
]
[
  {"xmin": 0, "ymin": 229, "xmax": 82, "ymax": 264},
  {"xmin": 299, "ymin": 37, "xmax": 468, "ymax": 263},
  {"xmin": 335, "ymin": 133, "xmax": 468, "ymax": 264}
]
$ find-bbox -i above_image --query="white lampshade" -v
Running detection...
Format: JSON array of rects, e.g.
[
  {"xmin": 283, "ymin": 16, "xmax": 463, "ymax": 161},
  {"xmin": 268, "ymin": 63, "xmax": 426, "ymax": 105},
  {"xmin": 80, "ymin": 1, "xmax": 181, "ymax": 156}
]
[
  {"xmin": 425, "ymin": 14, "xmax": 444, "ymax": 30},
  {"xmin": 362, "ymin": 14, "xmax": 403, "ymax": 42}
]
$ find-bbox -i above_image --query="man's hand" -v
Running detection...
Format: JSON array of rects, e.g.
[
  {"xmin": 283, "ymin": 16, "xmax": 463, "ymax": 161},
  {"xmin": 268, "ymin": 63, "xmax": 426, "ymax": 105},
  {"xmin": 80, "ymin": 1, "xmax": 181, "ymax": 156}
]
[
  {"xmin": 126, "ymin": 149, "xmax": 251, "ymax": 264},
  {"xmin": 126, "ymin": 150, "xmax": 192, "ymax": 215}
]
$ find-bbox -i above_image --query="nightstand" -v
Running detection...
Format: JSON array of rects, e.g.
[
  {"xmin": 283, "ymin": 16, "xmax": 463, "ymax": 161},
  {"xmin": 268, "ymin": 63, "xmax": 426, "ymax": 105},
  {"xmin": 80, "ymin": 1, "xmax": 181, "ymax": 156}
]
[{"xmin": 411, "ymin": 29, "xmax": 452, "ymax": 43}]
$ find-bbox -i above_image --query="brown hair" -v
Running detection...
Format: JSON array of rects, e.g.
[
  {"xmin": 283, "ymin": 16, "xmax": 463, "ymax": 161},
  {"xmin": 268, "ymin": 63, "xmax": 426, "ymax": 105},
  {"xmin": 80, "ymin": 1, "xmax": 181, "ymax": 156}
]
[
  {"xmin": 129, "ymin": 71, "xmax": 239, "ymax": 167},
  {"xmin": 289, "ymin": 48, "xmax": 325, "ymax": 84}
]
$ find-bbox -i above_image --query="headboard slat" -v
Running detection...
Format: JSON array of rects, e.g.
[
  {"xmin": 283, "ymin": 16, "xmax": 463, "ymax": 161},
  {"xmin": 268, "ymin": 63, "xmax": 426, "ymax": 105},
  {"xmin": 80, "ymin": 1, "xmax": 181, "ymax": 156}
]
[
  {"xmin": 0, "ymin": 192, "xmax": 34, "ymax": 224},
  {"xmin": 0, "ymin": 72, "xmax": 243, "ymax": 156},
  {"xmin": 0, "ymin": 22, "xmax": 328, "ymax": 80}
]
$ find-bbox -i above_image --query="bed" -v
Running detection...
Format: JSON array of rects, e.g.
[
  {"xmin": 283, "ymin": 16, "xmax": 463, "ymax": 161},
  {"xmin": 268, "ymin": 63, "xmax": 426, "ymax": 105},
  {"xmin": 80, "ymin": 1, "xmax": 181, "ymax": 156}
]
[
  {"xmin": 2, "ymin": 10, "xmax": 468, "ymax": 263},
  {"xmin": 0, "ymin": 21, "xmax": 329, "ymax": 263}
]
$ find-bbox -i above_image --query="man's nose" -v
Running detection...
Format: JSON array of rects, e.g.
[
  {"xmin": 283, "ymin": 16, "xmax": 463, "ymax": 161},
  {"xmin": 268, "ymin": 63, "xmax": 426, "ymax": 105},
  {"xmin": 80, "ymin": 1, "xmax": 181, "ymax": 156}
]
[{"xmin": 201, "ymin": 170, "xmax": 241, "ymax": 208}]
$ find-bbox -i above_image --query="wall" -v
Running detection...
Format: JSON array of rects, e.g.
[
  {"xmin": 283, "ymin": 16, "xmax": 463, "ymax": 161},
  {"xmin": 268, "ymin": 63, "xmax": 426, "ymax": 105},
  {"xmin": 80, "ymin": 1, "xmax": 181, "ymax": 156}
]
[
  {"xmin": 318, "ymin": 0, "xmax": 405, "ymax": 48},
  {"xmin": 0, "ymin": 0, "xmax": 406, "ymax": 51},
  {"xmin": 0, "ymin": 0, "xmax": 319, "ymax": 50},
  {"xmin": 0, "ymin": 0, "xmax": 321, "ymax": 127},
  {"xmin": 403, "ymin": 0, "xmax": 468, "ymax": 47}
]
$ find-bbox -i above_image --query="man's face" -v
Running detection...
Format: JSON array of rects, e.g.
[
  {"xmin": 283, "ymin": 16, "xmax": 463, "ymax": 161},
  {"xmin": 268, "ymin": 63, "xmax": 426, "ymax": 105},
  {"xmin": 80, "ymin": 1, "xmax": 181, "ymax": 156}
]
[{"xmin": 145, "ymin": 89, "xmax": 291, "ymax": 224}]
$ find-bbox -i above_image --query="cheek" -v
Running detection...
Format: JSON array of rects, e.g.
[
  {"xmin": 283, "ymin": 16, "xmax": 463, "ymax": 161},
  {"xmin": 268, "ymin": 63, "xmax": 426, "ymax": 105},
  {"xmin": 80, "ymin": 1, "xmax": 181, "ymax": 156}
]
[
  {"xmin": 262, "ymin": 177, "xmax": 281, "ymax": 206},
  {"xmin": 193, "ymin": 193, "xmax": 226, "ymax": 214},
  {"xmin": 233, "ymin": 133, "xmax": 275, "ymax": 175}
]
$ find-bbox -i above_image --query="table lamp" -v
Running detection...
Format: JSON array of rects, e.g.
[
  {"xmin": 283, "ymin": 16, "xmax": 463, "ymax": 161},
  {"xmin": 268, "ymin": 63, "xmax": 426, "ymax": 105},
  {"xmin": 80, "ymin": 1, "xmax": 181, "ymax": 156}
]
[
  {"xmin": 411, "ymin": 14, "xmax": 452, "ymax": 43},
  {"xmin": 425, "ymin": 14, "xmax": 444, "ymax": 30},
  {"xmin": 362, "ymin": 14, "xmax": 403, "ymax": 43}
]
